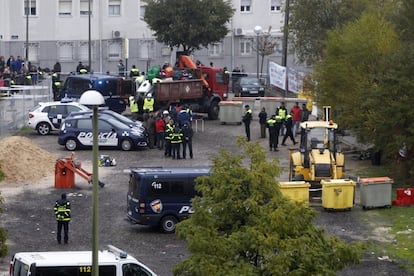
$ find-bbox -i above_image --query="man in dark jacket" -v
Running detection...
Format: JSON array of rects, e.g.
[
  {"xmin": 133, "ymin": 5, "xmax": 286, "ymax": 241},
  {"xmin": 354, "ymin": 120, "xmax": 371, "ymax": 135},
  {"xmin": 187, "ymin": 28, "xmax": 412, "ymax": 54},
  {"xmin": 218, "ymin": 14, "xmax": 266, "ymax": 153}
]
[
  {"xmin": 54, "ymin": 193, "xmax": 71, "ymax": 244},
  {"xmin": 181, "ymin": 123, "xmax": 193, "ymax": 159},
  {"xmin": 242, "ymin": 104, "xmax": 253, "ymax": 141}
]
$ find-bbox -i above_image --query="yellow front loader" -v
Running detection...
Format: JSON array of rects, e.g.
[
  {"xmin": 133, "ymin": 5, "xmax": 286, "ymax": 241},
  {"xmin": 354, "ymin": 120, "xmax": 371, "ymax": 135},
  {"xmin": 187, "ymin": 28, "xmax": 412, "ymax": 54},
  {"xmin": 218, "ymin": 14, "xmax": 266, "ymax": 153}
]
[{"xmin": 289, "ymin": 120, "xmax": 345, "ymax": 197}]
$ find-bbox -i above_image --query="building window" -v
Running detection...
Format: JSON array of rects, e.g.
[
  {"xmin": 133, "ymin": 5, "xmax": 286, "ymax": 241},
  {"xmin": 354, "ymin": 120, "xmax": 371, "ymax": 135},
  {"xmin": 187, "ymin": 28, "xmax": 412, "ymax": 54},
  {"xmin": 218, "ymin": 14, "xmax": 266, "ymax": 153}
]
[
  {"xmin": 208, "ymin": 42, "xmax": 223, "ymax": 57},
  {"xmin": 240, "ymin": 0, "xmax": 251, "ymax": 13},
  {"xmin": 271, "ymin": 0, "xmax": 281, "ymax": 12},
  {"xmin": 58, "ymin": 0, "xmax": 72, "ymax": 16},
  {"xmin": 109, "ymin": 0, "xmax": 121, "ymax": 16},
  {"xmin": 79, "ymin": 41, "xmax": 94, "ymax": 61},
  {"xmin": 139, "ymin": 4, "xmax": 146, "ymax": 19},
  {"xmin": 139, "ymin": 40, "xmax": 154, "ymax": 59},
  {"xmin": 240, "ymin": 39, "xmax": 253, "ymax": 55},
  {"xmin": 27, "ymin": 43, "xmax": 39, "ymax": 62},
  {"xmin": 108, "ymin": 40, "xmax": 123, "ymax": 60},
  {"xmin": 80, "ymin": 0, "xmax": 92, "ymax": 16},
  {"xmin": 24, "ymin": 0, "xmax": 37, "ymax": 16},
  {"xmin": 57, "ymin": 42, "xmax": 74, "ymax": 61},
  {"xmin": 161, "ymin": 47, "xmax": 170, "ymax": 56}
]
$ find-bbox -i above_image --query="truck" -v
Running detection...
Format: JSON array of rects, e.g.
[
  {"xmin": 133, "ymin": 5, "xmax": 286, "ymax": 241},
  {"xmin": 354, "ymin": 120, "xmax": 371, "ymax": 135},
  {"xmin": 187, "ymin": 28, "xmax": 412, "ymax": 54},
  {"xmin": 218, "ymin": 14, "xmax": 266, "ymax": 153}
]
[
  {"xmin": 288, "ymin": 107, "xmax": 345, "ymax": 199},
  {"xmin": 136, "ymin": 54, "xmax": 229, "ymax": 120}
]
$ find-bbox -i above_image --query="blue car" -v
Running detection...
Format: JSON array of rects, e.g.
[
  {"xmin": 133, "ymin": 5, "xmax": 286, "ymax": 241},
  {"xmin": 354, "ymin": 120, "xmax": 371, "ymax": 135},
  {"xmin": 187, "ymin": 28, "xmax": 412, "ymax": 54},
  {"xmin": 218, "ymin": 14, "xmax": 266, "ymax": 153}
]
[{"xmin": 58, "ymin": 113, "xmax": 148, "ymax": 151}]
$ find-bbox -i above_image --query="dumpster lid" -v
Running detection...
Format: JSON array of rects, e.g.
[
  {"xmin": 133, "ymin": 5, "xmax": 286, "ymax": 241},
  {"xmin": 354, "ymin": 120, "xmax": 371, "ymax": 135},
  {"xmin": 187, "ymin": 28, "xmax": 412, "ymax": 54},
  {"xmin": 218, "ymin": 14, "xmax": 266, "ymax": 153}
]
[
  {"xmin": 321, "ymin": 179, "xmax": 355, "ymax": 186},
  {"xmin": 279, "ymin": 181, "xmax": 310, "ymax": 188},
  {"xmin": 359, "ymin": 177, "xmax": 393, "ymax": 184}
]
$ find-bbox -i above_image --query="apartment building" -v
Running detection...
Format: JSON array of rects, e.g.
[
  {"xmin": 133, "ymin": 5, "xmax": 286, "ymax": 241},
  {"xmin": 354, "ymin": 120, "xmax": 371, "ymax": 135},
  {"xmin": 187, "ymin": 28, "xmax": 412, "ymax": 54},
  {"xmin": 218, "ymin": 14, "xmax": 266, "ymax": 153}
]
[{"xmin": 0, "ymin": 0, "xmax": 287, "ymax": 75}]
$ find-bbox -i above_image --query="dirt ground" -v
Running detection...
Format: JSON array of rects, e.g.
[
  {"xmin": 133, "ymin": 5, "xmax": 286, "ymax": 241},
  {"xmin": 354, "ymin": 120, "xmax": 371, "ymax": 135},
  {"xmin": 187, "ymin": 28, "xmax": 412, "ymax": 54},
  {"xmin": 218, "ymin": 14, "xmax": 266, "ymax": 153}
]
[{"xmin": 0, "ymin": 102, "xmax": 412, "ymax": 275}]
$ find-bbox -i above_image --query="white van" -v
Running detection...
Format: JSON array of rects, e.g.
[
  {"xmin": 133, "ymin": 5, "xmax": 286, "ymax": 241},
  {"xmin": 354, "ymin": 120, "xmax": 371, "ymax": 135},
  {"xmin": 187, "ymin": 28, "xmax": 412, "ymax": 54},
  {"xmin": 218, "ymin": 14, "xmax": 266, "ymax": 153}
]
[{"xmin": 9, "ymin": 245, "xmax": 157, "ymax": 276}]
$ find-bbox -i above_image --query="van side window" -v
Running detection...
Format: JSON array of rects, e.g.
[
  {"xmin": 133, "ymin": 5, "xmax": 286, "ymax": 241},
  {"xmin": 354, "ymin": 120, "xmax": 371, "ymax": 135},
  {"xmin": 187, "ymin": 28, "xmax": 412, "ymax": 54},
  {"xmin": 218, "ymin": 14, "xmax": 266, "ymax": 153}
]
[{"xmin": 122, "ymin": 263, "xmax": 152, "ymax": 276}]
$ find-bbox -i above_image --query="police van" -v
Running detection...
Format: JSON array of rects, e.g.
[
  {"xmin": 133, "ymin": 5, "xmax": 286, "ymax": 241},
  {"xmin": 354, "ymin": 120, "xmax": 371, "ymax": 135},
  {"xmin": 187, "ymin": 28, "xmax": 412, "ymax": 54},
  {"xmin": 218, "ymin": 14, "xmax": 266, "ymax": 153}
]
[
  {"xmin": 60, "ymin": 74, "xmax": 127, "ymax": 114},
  {"xmin": 126, "ymin": 167, "xmax": 210, "ymax": 233},
  {"xmin": 9, "ymin": 245, "xmax": 157, "ymax": 276}
]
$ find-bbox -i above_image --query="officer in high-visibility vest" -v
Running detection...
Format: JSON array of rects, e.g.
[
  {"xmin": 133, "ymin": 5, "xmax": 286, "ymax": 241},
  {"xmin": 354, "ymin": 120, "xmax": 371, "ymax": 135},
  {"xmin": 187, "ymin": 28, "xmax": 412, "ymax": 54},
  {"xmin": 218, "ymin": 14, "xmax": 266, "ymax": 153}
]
[
  {"xmin": 143, "ymin": 93, "xmax": 154, "ymax": 112},
  {"xmin": 129, "ymin": 96, "xmax": 139, "ymax": 121},
  {"xmin": 266, "ymin": 115, "xmax": 277, "ymax": 151},
  {"xmin": 52, "ymin": 72, "xmax": 61, "ymax": 100},
  {"xmin": 276, "ymin": 102, "xmax": 287, "ymax": 136},
  {"xmin": 164, "ymin": 119, "xmax": 174, "ymax": 157},
  {"xmin": 54, "ymin": 193, "xmax": 71, "ymax": 244},
  {"xmin": 129, "ymin": 65, "xmax": 140, "ymax": 79},
  {"xmin": 135, "ymin": 72, "xmax": 146, "ymax": 89},
  {"xmin": 79, "ymin": 68, "xmax": 88, "ymax": 74}
]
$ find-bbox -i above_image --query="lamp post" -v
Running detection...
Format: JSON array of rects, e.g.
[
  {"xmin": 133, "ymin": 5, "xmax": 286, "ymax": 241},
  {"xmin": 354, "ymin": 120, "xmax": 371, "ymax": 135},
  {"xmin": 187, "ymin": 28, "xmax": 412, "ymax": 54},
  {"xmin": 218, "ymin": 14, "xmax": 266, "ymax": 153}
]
[
  {"xmin": 79, "ymin": 90, "xmax": 104, "ymax": 276},
  {"xmin": 254, "ymin": 25, "xmax": 262, "ymax": 80}
]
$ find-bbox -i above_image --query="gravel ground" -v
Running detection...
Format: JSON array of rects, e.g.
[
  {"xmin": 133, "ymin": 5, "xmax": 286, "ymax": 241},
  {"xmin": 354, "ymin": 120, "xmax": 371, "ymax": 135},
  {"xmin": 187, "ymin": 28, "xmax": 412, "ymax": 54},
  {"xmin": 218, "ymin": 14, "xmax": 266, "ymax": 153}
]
[{"xmin": 0, "ymin": 101, "xmax": 413, "ymax": 275}]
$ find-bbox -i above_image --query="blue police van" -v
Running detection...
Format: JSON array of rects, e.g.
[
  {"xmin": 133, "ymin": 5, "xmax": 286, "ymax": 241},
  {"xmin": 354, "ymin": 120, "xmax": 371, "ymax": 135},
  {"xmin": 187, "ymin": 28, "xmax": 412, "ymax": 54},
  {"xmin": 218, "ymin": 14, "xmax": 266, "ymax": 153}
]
[
  {"xmin": 60, "ymin": 74, "xmax": 127, "ymax": 114},
  {"xmin": 126, "ymin": 167, "xmax": 210, "ymax": 233}
]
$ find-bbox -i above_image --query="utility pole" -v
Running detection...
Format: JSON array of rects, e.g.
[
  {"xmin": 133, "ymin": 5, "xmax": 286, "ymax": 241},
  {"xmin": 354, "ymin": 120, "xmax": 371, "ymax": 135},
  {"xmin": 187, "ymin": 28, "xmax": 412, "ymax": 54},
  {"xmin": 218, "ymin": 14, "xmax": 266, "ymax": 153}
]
[
  {"xmin": 25, "ymin": 0, "xmax": 29, "ymax": 64},
  {"xmin": 282, "ymin": 0, "xmax": 290, "ymax": 97}
]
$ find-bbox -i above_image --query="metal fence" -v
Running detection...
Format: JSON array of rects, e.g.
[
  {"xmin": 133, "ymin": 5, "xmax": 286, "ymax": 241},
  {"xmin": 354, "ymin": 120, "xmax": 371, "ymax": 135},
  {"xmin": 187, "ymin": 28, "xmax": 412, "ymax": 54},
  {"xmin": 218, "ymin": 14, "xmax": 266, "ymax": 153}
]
[{"xmin": 0, "ymin": 78, "xmax": 53, "ymax": 139}]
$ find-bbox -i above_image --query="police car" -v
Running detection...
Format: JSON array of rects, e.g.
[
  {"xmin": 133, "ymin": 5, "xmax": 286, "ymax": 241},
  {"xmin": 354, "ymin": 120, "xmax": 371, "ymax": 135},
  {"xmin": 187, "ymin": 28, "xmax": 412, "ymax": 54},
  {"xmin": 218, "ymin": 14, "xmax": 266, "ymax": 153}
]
[
  {"xmin": 9, "ymin": 244, "xmax": 157, "ymax": 275},
  {"xmin": 58, "ymin": 112, "xmax": 148, "ymax": 151},
  {"xmin": 26, "ymin": 98, "xmax": 90, "ymax": 135}
]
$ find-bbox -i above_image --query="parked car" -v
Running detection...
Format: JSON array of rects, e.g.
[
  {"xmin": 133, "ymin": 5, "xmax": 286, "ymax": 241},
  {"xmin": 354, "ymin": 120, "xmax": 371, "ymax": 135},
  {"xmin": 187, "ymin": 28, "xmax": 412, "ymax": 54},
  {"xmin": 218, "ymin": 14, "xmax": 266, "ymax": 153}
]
[
  {"xmin": 233, "ymin": 77, "xmax": 265, "ymax": 97},
  {"xmin": 26, "ymin": 98, "xmax": 90, "ymax": 135},
  {"xmin": 59, "ymin": 74, "xmax": 127, "ymax": 114},
  {"xmin": 58, "ymin": 112, "xmax": 148, "ymax": 151}
]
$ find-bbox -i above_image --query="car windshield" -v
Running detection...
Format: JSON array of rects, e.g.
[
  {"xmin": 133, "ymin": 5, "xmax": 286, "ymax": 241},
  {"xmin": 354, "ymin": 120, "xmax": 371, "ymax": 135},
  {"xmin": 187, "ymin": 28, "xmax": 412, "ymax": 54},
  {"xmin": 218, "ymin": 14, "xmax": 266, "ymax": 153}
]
[{"xmin": 240, "ymin": 78, "xmax": 259, "ymax": 85}]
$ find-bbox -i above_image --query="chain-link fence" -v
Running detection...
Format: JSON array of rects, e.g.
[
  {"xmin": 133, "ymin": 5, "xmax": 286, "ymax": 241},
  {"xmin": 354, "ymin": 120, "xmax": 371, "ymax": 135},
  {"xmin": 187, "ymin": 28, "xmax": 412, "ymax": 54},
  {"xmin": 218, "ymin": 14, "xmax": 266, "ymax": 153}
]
[{"xmin": 0, "ymin": 77, "xmax": 53, "ymax": 139}]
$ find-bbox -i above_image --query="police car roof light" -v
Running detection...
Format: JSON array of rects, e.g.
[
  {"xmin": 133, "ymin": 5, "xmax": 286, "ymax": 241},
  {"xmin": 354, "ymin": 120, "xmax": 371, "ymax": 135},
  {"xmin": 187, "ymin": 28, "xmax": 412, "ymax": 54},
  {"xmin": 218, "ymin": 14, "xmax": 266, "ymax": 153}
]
[
  {"xmin": 61, "ymin": 95, "xmax": 73, "ymax": 103},
  {"xmin": 107, "ymin": 244, "xmax": 128, "ymax": 259}
]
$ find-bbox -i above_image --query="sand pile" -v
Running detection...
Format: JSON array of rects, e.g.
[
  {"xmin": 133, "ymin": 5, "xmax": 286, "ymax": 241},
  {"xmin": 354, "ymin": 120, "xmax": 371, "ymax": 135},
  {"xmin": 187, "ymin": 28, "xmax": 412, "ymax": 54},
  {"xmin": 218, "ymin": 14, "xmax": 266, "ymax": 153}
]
[{"xmin": 0, "ymin": 136, "xmax": 57, "ymax": 183}]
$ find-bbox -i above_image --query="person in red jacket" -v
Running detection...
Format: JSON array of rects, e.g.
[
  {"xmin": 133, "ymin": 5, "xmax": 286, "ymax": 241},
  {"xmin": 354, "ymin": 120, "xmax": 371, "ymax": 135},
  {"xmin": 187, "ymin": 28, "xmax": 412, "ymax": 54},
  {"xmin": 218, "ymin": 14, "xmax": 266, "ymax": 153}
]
[
  {"xmin": 290, "ymin": 102, "xmax": 302, "ymax": 136},
  {"xmin": 155, "ymin": 112, "xmax": 166, "ymax": 150}
]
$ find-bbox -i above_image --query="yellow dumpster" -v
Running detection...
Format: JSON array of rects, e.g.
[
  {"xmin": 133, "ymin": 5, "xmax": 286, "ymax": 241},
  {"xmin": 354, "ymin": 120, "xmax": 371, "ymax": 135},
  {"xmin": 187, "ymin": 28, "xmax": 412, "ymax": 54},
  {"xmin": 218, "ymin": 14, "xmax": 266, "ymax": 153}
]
[
  {"xmin": 279, "ymin": 181, "xmax": 311, "ymax": 206},
  {"xmin": 321, "ymin": 179, "xmax": 355, "ymax": 210}
]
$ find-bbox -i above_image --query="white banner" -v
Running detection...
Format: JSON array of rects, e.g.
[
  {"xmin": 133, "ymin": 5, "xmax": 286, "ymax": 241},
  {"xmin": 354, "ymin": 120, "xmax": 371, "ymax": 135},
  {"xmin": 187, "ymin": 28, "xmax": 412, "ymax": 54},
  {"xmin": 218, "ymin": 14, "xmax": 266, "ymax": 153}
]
[
  {"xmin": 288, "ymin": 68, "xmax": 305, "ymax": 94},
  {"xmin": 269, "ymin": 61, "xmax": 286, "ymax": 90}
]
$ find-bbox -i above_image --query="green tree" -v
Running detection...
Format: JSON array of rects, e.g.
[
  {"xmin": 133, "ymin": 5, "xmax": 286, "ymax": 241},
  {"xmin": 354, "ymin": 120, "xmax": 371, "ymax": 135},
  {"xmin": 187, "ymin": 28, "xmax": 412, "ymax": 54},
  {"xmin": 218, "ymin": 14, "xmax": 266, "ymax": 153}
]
[
  {"xmin": 174, "ymin": 137, "xmax": 362, "ymax": 275},
  {"xmin": 144, "ymin": 0, "xmax": 234, "ymax": 54},
  {"xmin": 315, "ymin": 13, "xmax": 399, "ymax": 126},
  {"xmin": 288, "ymin": 0, "xmax": 393, "ymax": 65}
]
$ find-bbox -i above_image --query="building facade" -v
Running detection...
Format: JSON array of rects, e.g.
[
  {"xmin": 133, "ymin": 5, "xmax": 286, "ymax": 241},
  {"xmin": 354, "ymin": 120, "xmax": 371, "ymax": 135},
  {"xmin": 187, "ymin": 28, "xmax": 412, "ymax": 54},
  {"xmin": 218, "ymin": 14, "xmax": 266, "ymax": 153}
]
[{"xmin": 0, "ymin": 0, "xmax": 288, "ymax": 75}]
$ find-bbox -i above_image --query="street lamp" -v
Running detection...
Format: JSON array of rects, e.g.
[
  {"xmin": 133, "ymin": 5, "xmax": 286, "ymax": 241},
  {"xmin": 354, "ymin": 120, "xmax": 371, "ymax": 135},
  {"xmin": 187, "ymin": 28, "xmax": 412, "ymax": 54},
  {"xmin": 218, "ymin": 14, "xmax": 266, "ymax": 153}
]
[
  {"xmin": 79, "ymin": 90, "xmax": 104, "ymax": 276},
  {"xmin": 254, "ymin": 25, "xmax": 262, "ymax": 80}
]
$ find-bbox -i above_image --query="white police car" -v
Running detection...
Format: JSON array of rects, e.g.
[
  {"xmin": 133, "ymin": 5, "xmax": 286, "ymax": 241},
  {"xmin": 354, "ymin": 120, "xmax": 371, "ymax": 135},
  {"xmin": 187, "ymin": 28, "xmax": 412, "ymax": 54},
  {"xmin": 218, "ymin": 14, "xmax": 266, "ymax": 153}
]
[
  {"xmin": 58, "ymin": 112, "xmax": 148, "ymax": 151},
  {"xmin": 27, "ymin": 98, "xmax": 90, "ymax": 135}
]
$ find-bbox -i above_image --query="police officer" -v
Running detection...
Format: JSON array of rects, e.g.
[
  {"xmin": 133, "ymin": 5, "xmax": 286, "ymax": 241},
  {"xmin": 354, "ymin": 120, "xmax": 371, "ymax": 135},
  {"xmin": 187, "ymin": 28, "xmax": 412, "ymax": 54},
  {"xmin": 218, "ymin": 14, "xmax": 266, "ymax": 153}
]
[
  {"xmin": 164, "ymin": 119, "xmax": 174, "ymax": 157},
  {"xmin": 54, "ymin": 193, "xmax": 71, "ymax": 244},
  {"xmin": 130, "ymin": 65, "xmax": 140, "ymax": 79},
  {"xmin": 181, "ymin": 122, "xmax": 193, "ymax": 159},
  {"xmin": 143, "ymin": 93, "xmax": 155, "ymax": 112},
  {"xmin": 129, "ymin": 96, "xmax": 139, "ymax": 121},
  {"xmin": 266, "ymin": 115, "xmax": 277, "ymax": 151},
  {"xmin": 242, "ymin": 104, "xmax": 253, "ymax": 141},
  {"xmin": 52, "ymin": 71, "xmax": 61, "ymax": 100},
  {"xmin": 276, "ymin": 102, "xmax": 287, "ymax": 136},
  {"xmin": 170, "ymin": 122, "xmax": 183, "ymax": 159},
  {"xmin": 282, "ymin": 112, "xmax": 298, "ymax": 146}
]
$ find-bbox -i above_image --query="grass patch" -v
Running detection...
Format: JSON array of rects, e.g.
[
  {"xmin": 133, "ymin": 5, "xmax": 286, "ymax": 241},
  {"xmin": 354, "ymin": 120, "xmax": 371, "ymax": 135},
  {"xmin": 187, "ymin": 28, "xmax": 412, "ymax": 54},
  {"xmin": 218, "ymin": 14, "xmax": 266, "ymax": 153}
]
[
  {"xmin": 371, "ymin": 207, "xmax": 414, "ymax": 272},
  {"xmin": 351, "ymin": 160, "xmax": 414, "ymax": 272}
]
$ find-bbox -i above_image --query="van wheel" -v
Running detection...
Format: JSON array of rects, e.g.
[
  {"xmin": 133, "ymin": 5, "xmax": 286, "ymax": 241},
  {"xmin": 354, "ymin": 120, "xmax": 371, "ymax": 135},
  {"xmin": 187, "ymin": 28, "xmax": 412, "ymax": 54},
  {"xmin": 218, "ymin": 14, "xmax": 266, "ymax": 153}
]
[
  {"xmin": 121, "ymin": 138, "xmax": 133, "ymax": 151},
  {"xmin": 160, "ymin": 216, "xmax": 177, "ymax": 234},
  {"xmin": 65, "ymin": 138, "xmax": 78, "ymax": 151}
]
